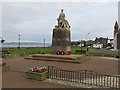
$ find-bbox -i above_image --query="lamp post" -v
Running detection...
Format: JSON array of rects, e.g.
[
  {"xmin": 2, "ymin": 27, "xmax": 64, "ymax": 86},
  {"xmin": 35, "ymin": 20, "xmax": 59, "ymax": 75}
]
[
  {"xmin": 86, "ymin": 33, "xmax": 90, "ymax": 51},
  {"xmin": 43, "ymin": 38, "xmax": 45, "ymax": 48},
  {"xmin": 81, "ymin": 40, "xmax": 82, "ymax": 54},
  {"xmin": 18, "ymin": 34, "xmax": 20, "ymax": 49},
  {"xmin": 86, "ymin": 33, "xmax": 90, "ymax": 47},
  {"xmin": 42, "ymin": 38, "xmax": 46, "ymax": 54}
]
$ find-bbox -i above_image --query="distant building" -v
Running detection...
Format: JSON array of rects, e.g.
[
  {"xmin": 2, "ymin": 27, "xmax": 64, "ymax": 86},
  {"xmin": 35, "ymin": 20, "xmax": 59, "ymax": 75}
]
[
  {"xmin": 93, "ymin": 43, "xmax": 103, "ymax": 48},
  {"xmin": 113, "ymin": 21, "xmax": 120, "ymax": 50},
  {"xmin": 107, "ymin": 39, "xmax": 114, "ymax": 48},
  {"xmin": 78, "ymin": 44, "xmax": 84, "ymax": 47},
  {"xmin": 95, "ymin": 37, "xmax": 108, "ymax": 48},
  {"xmin": 86, "ymin": 40, "xmax": 95, "ymax": 47}
]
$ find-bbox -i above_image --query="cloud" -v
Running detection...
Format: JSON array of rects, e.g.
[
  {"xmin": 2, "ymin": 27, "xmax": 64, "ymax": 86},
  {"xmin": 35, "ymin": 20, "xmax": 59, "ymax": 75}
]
[
  {"xmin": 2, "ymin": 0, "xmax": 119, "ymax": 2},
  {"xmin": 118, "ymin": 1, "xmax": 120, "ymax": 25},
  {"xmin": 2, "ymin": 2, "xmax": 118, "ymax": 42}
]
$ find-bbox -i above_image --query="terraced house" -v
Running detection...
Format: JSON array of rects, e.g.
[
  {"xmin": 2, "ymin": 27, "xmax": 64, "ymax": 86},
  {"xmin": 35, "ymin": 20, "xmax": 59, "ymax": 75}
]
[{"xmin": 94, "ymin": 37, "xmax": 108, "ymax": 48}]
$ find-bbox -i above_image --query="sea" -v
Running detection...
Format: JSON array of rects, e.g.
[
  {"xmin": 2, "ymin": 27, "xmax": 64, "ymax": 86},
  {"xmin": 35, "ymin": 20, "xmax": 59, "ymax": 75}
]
[{"xmin": 2, "ymin": 42, "xmax": 52, "ymax": 47}]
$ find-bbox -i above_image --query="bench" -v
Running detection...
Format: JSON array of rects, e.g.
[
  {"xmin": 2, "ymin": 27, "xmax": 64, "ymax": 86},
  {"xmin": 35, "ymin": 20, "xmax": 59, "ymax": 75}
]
[{"xmin": 75, "ymin": 50, "xmax": 86, "ymax": 54}]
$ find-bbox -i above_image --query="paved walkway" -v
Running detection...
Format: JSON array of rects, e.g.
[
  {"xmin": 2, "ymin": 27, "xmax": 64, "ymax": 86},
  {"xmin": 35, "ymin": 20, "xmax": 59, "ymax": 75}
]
[{"xmin": 2, "ymin": 56, "xmax": 119, "ymax": 88}]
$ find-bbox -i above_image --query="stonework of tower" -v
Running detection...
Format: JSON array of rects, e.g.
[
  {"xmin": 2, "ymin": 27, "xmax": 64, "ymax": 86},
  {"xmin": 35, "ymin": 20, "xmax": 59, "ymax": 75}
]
[
  {"xmin": 114, "ymin": 21, "xmax": 120, "ymax": 50},
  {"xmin": 116, "ymin": 29, "xmax": 120, "ymax": 49},
  {"xmin": 114, "ymin": 21, "xmax": 119, "ymax": 36},
  {"xmin": 52, "ymin": 9, "xmax": 71, "ymax": 54}
]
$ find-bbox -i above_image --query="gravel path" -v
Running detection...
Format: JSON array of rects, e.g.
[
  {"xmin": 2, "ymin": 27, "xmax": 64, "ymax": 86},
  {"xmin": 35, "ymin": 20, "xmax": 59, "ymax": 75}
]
[{"xmin": 2, "ymin": 56, "xmax": 119, "ymax": 88}]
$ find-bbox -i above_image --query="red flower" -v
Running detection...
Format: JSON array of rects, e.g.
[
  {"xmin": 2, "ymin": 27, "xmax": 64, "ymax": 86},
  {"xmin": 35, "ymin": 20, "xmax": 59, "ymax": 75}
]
[
  {"xmin": 56, "ymin": 51, "xmax": 61, "ymax": 55},
  {"xmin": 61, "ymin": 51, "xmax": 65, "ymax": 55},
  {"xmin": 67, "ymin": 51, "xmax": 72, "ymax": 55}
]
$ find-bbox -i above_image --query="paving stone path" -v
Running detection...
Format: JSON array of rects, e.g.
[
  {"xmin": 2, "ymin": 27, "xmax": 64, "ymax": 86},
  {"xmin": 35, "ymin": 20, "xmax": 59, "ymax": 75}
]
[{"xmin": 2, "ymin": 56, "xmax": 119, "ymax": 88}]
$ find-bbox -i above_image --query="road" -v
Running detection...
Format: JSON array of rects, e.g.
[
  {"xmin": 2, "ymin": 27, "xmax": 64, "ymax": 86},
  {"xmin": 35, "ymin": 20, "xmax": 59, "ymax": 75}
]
[{"xmin": 89, "ymin": 48, "xmax": 118, "ymax": 54}]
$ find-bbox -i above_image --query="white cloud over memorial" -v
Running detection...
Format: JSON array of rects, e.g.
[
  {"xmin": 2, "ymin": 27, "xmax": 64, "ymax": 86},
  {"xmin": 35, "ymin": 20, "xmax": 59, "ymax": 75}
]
[{"xmin": 2, "ymin": 1, "xmax": 118, "ymax": 42}]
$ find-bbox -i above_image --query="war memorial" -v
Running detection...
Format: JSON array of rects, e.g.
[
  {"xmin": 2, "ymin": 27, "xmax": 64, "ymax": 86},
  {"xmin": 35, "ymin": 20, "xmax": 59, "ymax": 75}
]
[
  {"xmin": 52, "ymin": 9, "xmax": 71, "ymax": 55},
  {"xmin": 32, "ymin": 9, "xmax": 84, "ymax": 61},
  {"xmin": 2, "ymin": 5, "xmax": 120, "ymax": 88}
]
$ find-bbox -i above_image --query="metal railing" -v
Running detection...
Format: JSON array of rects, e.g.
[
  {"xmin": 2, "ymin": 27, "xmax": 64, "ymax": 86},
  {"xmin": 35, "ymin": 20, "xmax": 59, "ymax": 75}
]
[{"xmin": 48, "ymin": 66, "xmax": 120, "ymax": 89}]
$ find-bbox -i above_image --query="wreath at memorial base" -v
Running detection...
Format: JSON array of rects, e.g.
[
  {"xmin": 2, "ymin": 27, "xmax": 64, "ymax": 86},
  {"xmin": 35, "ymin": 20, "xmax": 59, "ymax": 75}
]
[
  {"xmin": 61, "ymin": 51, "xmax": 65, "ymax": 55},
  {"xmin": 56, "ymin": 51, "xmax": 61, "ymax": 55},
  {"xmin": 67, "ymin": 51, "xmax": 72, "ymax": 55},
  {"xmin": 56, "ymin": 51, "xmax": 66, "ymax": 55}
]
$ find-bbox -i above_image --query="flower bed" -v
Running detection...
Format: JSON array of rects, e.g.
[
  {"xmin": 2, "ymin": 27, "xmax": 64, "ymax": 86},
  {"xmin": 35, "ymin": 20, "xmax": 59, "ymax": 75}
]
[
  {"xmin": 93, "ymin": 54, "xmax": 116, "ymax": 57},
  {"xmin": 0, "ymin": 62, "xmax": 10, "ymax": 72},
  {"xmin": 0, "ymin": 62, "xmax": 6, "ymax": 66},
  {"xmin": 20, "ymin": 53, "xmax": 29, "ymax": 56},
  {"xmin": 25, "ymin": 66, "xmax": 48, "ymax": 81},
  {"xmin": 2, "ymin": 54, "xmax": 12, "ymax": 59},
  {"xmin": 56, "ymin": 51, "xmax": 72, "ymax": 55}
]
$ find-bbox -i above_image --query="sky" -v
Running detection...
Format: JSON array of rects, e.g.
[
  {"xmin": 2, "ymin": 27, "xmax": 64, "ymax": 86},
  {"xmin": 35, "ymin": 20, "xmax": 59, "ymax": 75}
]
[{"xmin": 1, "ymin": 0, "xmax": 119, "ymax": 43}]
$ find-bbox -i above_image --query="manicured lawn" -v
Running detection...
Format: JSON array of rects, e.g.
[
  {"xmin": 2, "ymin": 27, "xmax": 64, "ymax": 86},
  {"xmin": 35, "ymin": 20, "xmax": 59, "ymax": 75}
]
[
  {"xmin": 7, "ymin": 47, "xmax": 90, "ymax": 55},
  {"xmin": 71, "ymin": 47, "xmax": 118, "ymax": 56},
  {"xmin": 8, "ymin": 47, "xmax": 51, "ymax": 55},
  {"xmin": 7, "ymin": 47, "xmax": 118, "ymax": 56},
  {"xmin": 88, "ymin": 52, "xmax": 117, "ymax": 56}
]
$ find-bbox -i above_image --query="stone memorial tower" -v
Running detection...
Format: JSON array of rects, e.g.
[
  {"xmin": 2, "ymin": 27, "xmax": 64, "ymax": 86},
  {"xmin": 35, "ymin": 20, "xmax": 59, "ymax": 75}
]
[
  {"xmin": 52, "ymin": 9, "xmax": 71, "ymax": 54},
  {"xmin": 114, "ymin": 21, "xmax": 119, "ymax": 37},
  {"xmin": 117, "ymin": 29, "xmax": 120, "ymax": 50},
  {"xmin": 113, "ymin": 21, "xmax": 120, "ymax": 50}
]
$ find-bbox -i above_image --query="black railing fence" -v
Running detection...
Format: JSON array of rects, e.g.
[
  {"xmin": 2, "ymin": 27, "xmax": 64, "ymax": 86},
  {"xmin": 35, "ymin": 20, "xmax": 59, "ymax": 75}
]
[{"xmin": 48, "ymin": 66, "xmax": 120, "ymax": 89}]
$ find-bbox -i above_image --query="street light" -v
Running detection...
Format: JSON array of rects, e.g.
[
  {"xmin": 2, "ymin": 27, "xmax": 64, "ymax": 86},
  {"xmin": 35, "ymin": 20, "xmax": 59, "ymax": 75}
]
[
  {"xmin": 18, "ymin": 34, "xmax": 21, "ymax": 49},
  {"xmin": 43, "ymin": 38, "xmax": 45, "ymax": 48},
  {"xmin": 42, "ymin": 38, "xmax": 46, "ymax": 54},
  {"xmin": 81, "ymin": 40, "xmax": 83, "ymax": 54},
  {"xmin": 86, "ymin": 33, "xmax": 90, "ymax": 47}
]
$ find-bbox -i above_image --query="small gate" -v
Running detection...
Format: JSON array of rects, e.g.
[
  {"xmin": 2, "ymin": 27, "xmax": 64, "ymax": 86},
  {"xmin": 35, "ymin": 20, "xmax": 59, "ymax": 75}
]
[{"xmin": 48, "ymin": 66, "xmax": 120, "ymax": 89}]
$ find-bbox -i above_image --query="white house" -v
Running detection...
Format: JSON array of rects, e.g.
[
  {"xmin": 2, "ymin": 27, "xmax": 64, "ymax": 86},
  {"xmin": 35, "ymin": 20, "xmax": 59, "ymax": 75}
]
[{"xmin": 93, "ymin": 44, "xmax": 103, "ymax": 48}]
